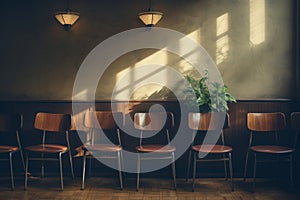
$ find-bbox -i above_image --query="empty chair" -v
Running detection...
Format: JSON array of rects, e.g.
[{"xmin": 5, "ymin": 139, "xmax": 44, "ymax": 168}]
[
  {"xmin": 0, "ymin": 113, "xmax": 25, "ymax": 190},
  {"xmin": 289, "ymin": 112, "xmax": 300, "ymax": 185},
  {"xmin": 81, "ymin": 111, "xmax": 123, "ymax": 190},
  {"xmin": 24, "ymin": 112, "xmax": 74, "ymax": 191},
  {"xmin": 135, "ymin": 112, "xmax": 176, "ymax": 191},
  {"xmin": 186, "ymin": 112, "xmax": 233, "ymax": 191},
  {"xmin": 244, "ymin": 112, "xmax": 295, "ymax": 191}
]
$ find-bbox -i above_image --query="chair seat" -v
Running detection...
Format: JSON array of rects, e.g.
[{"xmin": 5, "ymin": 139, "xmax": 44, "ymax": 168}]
[
  {"xmin": 250, "ymin": 145, "xmax": 294, "ymax": 154},
  {"xmin": 136, "ymin": 145, "xmax": 176, "ymax": 153},
  {"xmin": 0, "ymin": 145, "xmax": 18, "ymax": 153},
  {"xmin": 84, "ymin": 144, "xmax": 122, "ymax": 152},
  {"xmin": 25, "ymin": 144, "xmax": 68, "ymax": 153},
  {"xmin": 192, "ymin": 144, "xmax": 232, "ymax": 153}
]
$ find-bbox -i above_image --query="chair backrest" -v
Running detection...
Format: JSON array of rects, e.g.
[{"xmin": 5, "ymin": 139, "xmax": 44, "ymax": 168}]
[
  {"xmin": 291, "ymin": 112, "xmax": 300, "ymax": 131},
  {"xmin": 188, "ymin": 112, "xmax": 229, "ymax": 131},
  {"xmin": 247, "ymin": 112, "xmax": 286, "ymax": 132},
  {"xmin": 34, "ymin": 112, "xmax": 71, "ymax": 132},
  {"xmin": 134, "ymin": 112, "xmax": 174, "ymax": 146},
  {"xmin": 84, "ymin": 111, "xmax": 123, "ymax": 130},
  {"xmin": 291, "ymin": 112, "xmax": 300, "ymax": 149},
  {"xmin": 0, "ymin": 114, "xmax": 23, "ymax": 153},
  {"xmin": 134, "ymin": 112, "xmax": 174, "ymax": 131},
  {"xmin": 0, "ymin": 113, "xmax": 22, "ymax": 132}
]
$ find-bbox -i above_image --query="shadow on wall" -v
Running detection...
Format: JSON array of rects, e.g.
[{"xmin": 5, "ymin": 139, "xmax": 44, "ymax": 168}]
[{"xmin": 0, "ymin": 0, "xmax": 294, "ymax": 101}]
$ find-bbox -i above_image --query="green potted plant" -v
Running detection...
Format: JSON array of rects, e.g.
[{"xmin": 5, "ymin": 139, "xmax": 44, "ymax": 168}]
[{"xmin": 184, "ymin": 70, "xmax": 236, "ymax": 113}]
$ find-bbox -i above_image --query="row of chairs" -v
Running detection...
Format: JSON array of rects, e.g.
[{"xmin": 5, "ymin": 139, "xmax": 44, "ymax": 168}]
[{"xmin": 0, "ymin": 111, "xmax": 299, "ymax": 192}]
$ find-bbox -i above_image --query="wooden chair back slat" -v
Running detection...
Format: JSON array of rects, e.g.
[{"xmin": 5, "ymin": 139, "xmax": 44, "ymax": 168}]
[
  {"xmin": 134, "ymin": 112, "xmax": 174, "ymax": 131},
  {"xmin": 247, "ymin": 112, "xmax": 285, "ymax": 132},
  {"xmin": 291, "ymin": 112, "xmax": 300, "ymax": 131},
  {"xmin": 188, "ymin": 112, "xmax": 229, "ymax": 131},
  {"xmin": 0, "ymin": 113, "xmax": 22, "ymax": 132},
  {"xmin": 84, "ymin": 111, "xmax": 122, "ymax": 130},
  {"xmin": 34, "ymin": 112, "xmax": 71, "ymax": 132}
]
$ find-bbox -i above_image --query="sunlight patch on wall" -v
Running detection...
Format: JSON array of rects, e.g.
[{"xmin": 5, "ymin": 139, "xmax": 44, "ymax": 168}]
[
  {"xmin": 216, "ymin": 35, "xmax": 229, "ymax": 65},
  {"xmin": 116, "ymin": 67, "xmax": 132, "ymax": 83},
  {"xmin": 136, "ymin": 48, "xmax": 168, "ymax": 66},
  {"xmin": 116, "ymin": 49, "xmax": 168, "ymax": 84},
  {"xmin": 249, "ymin": 0, "xmax": 265, "ymax": 46},
  {"xmin": 72, "ymin": 89, "xmax": 89, "ymax": 100},
  {"xmin": 179, "ymin": 29, "xmax": 202, "ymax": 73},
  {"xmin": 115, "ymin": 49, "xmax": 168, "ymax": 98},
  {"xmin": 114, "ymin": 50, "xmax": 168, "ymax": 100},
  {"xmin": 130, "ymin": 83, "xmax": 165, "ymax": 100},
  {"xmin": 114, "ymin": 65, "xmax": 168, "ymax": 100},
  {"xmin": 216, "ymin": 13, "xmax": 229, "ymax": 65},
  {"xmin": 115, "ymin": 66, "xmax": 133, "ymax": 99},
  {"xmin": 187, "ymin": 29, "xmax": 201, "ymax": 43},
  {"xmin": 217, "ymin": 13, "xmax": 228, "ymax": 36}
]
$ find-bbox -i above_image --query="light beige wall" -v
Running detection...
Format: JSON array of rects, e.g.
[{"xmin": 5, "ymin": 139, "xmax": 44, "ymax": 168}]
[{"xmin": 0, "ymin": 0, "xmax": 295, "ymax": 100}]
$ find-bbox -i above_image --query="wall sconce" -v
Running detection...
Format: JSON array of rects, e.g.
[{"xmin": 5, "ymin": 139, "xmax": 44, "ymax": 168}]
[
  {"xmin": 55, "ymin": 10, "xmax": 80, "ymax": 27},
  {"xmin": 138, "ymin": 0, "xmax": 163, "ymax": 26},
  {"xmin": 55, "ymin": 0, "xmax": 79, "ymax": 29}
]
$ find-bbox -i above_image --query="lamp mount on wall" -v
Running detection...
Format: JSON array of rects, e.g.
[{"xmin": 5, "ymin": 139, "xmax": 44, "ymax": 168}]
[
  {"xmin": 55, "ymin": 0, "xmax": 80, "ymax": 30},
  {"xmin": 138, "ymin": 0, "xmax": 163, "ymax": 27}
]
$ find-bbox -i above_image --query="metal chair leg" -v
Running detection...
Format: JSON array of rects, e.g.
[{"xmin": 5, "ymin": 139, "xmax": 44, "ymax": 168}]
[
  {"xmin": 120, "ymin": 151, "xmax": 126, "ymax": 181},
  {"xmin": 136, "ymin": 154, "xmax": 140, "ymax": 191},
  {"xmin": 244, "ymin": 149, "xmax": 250, "ymax": 181},
  {"xmin": 223, "ymin": 153, "xmax": 228, "ymax": 181},
  {"xmin": 24, "ymin": 152, "xmax": 29, "ymax": 190},
  {"xmin": 81, "ymin": 153, "xmax": 87, "ymax": 190},
  {"xmin": 117, "ymin": 151, "xmax": 123, "ymax": 190},
  {"xmin": 19, "ymin": 149, "xmax": 26, "ymax": 173},
  {"xmin": 88, "ymin": 157, "xmax": 92, "ymax": 178},
  {"xmin": 228, "ymin": 152, "xmax": 234, "ymax": 191},
  {"xmin": 9, "ymin": 152, "xmax": 14, "ymax": 190},
  {"xmin": 59, "ymin": 153, "xmax": 64, "ymax": 191},
  {"xmin": 41, "ymin": 153, "xmax": 44, "ymax": 178},
  {"xmin": 192, "ymin": 152, "xmax": 197, "ymax": 192},
  {"xmin": 120, "ymin": 151, "xmax": 125, "ymax": 170},
  {"xmin": 253, "ymin": 153, "xmax": 257, "ymax": 192},
  {"xmin": 16, "ymin": 130, "xmax": 26, "ymax": 173},
  {"xmin": 290, "ymin": 154, "xmax": 294, "ymax": 187},
  {"xmin": 186, "ymin": 150, "xmax": 192, "ymax": 181},
  {"xmin": 171, "ymin": 152, "xmax": 177, "ymax": 190},
  {"xmin": 68, "ymin": 150, "xmax": 74, "ymax": 179}
]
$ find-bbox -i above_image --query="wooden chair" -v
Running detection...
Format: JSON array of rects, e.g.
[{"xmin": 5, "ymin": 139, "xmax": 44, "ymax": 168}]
[
  {"xmin": 186, "ymin": 112, "xmax": 233, "ymax": 191},
  {"xmin": 24, "ymin": 112, "xmax": 74, "ymax": 191},
  {"xmin": 0, "ymin": 113, "xmax": 25, "ymax": 190},
  {"xmin": 243, "ymin": 112, "xmax": 295, "ymax": 191},
  {"xmin": 135, "ymin": 112, "xmax": 176, "ymax": 191},
  {"xmin": 290, "ymin": 112, "xmax": 300, "ymax": 185},
  {"xmin": 81, "ymin": 111, "xmax": 123, "ymax": 190}
]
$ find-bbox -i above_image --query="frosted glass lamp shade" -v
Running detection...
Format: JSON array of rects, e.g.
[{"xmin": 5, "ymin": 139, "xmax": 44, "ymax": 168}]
[
  {"xmin": 55, "ymin": 11, "xmax": 80, "ymax": 26},
  {"xmin": 138, "ymin": 11, "xmax": 163, "ymax": 26}
]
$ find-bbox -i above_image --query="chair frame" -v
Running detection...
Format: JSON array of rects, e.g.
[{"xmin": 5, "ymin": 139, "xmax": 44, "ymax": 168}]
[
  {"xmin": 186, "ymin": 112, "xmax": 234, "ymax": 192},
  {"xmin": 24, "ymin": 112, "xmax": 74, "ymax": 191},
  {"xmin": 243, "ymin": 112, "xmax": 295, "ymax": 191},
  {"xmin": 0, "ymin": 113, "xmax": 25, "ymax": 190},
  {"xmin": 81, "ymin": 111, "xmax": 123, "ymax": 190},
  {"xmin": 291, "ymin": 112, "xmax": 300, "ymax": 150},
  {"xmin": 135, "ymin": 112, "xmax": 177, "ymax": 191}
]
